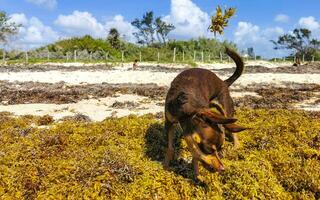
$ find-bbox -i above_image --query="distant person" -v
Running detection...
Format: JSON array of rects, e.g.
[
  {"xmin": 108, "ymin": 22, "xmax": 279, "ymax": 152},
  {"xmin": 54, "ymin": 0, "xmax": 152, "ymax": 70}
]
[
  {"xmin": 133, "ymin": 59, "xmax": 138, "ymax": 69},
  {"xmin": 293, "ymin": 57, "xmax": 301, "ymax": 66}
]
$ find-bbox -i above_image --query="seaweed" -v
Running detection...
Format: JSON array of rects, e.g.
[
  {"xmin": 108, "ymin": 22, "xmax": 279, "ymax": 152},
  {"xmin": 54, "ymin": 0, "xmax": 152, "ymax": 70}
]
[{"xmin": 0, "ymin": 109, "xmax": 319, "ymax": 199}]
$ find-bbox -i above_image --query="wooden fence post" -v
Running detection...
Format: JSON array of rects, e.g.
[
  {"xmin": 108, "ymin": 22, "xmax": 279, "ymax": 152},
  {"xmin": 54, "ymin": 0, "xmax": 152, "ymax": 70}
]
[
  {"xmin": 139, "ymin": 51, "xmax": 142, "ymax": 62},
  {"xmin": 201, "ymin": 51, "xmax": 204, "ymax": 62},
  {"xmin": 220, "ymin": 52, "xmax": 223, "ymax": 62},
  {"xmin": 312, "ymin": 56, "xmax": 315, "ymax": 62},
  {"xmin": 157, "ymin": 51, "xmax": 160, "ymax": 63},
  {"xmin": 25, "ymin": 52, "xmax": 28, "ymax": 63},
  {"xmin": 74, "ymin": 50, "xmax": 77, "ymax": 62},
  {"xmin": 193, "ymin": 51, "xmax": 196, "ymax": 61},
  {"xmin": 173, "ymin": 48, "xmax": 176, "ymax": 62},
  {"xmin": 182, "ymin": 51, "xmax": 185, "ymax": 62},
  {"xmin": 121, "ymin": 51, "xmax": 124, "ymax": 62},
  {"xmin": 47, "ymin": 51, "xmax": 50, "ymax": 61}
]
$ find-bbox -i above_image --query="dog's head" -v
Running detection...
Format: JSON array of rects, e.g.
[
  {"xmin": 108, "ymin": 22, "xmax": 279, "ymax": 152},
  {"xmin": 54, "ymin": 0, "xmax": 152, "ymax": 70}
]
[{"xmin": 191, "ymin": 105, "xmax": 245, "ymax": 172}]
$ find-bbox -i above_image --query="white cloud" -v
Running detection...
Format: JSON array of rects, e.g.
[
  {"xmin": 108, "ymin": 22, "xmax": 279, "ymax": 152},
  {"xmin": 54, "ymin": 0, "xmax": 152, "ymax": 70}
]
[
  {"xmin": 298, "ymin": 16, "xmax": 320, "ymax": 30},
  {"xmin": 55, "ymin": 11, "xmax": 135, "ymax": 41},
  {"xmin": 9, "ymin": 13, "xmax": 28, "ymax": 26},
  {"xmin": 164, "ymin": 0, "xmax": 211, "ymax": 38},
  {"xmin": 234, "ymin": 21, "xmax": 287, "ymax": 58},
  {"xmin": 234, "ymin": 22, "xmax": 260, "ymax": 44},
  {"xmin": 274, "ymin": 14, "xmax": 289, "ymax": 23},
  {"xmin": 55, "ymin": 11, "xmax": 105, "ymax": 38},
  {"xmin": 263, "ymin": 27, "xmax": 285, "ymax": 38},
  {"xmin": 105, "ymin": 15, "xmax": 136, "ymax": 42},
  {"xmin": 26, "ymin": 0, "xmax": 57, "ymax": 9},
  {"xmin": 7, "ymin": 13, "xmax": 59, "ymax": 50}
]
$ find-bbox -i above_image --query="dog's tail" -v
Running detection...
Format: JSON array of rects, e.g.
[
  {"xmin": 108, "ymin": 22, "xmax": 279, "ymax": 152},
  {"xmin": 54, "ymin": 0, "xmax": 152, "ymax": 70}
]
[{"xmin": 224, "ymin": 47, "xmax": 244, "ymax": 87}]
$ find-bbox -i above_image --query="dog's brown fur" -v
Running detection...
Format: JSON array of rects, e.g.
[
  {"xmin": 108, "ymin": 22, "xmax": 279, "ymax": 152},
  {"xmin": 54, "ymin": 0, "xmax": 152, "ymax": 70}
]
[{"xmin": 164, "ymin": 47, "xmax": 246, "ymax": 179}]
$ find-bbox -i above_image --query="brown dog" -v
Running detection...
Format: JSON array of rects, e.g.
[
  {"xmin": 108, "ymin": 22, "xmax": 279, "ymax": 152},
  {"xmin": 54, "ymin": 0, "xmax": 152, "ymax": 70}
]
[{"xmin": 164, "ymin": 47, "xmax": 245, "ymax": 179}]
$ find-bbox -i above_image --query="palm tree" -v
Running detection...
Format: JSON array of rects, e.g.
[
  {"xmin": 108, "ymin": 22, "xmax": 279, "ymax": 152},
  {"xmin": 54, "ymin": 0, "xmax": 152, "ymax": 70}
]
[
  {"xmin": 155, "ymin": 17, "xmax": 175, "ymax": 45},
  {"xmin": 107, "ymin": 28, "xmax": 121, "ymax": 49},
  {"xmin": 0, "ymin": 11, "xmax": 21, "ymax": 44}
]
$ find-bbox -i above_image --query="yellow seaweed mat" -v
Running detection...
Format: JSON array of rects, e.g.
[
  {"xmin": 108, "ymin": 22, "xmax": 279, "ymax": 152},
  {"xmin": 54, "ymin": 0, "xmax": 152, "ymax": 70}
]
[{"xmin": 0, "ymin": 108, "xmax": 319, "ymax": 199}]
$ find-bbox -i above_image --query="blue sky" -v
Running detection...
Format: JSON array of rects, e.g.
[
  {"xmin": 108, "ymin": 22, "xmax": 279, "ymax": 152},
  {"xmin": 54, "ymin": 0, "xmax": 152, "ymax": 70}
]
[{"xmin": 1, "ymin": 0, "xmax": 320, "ymax": 58}]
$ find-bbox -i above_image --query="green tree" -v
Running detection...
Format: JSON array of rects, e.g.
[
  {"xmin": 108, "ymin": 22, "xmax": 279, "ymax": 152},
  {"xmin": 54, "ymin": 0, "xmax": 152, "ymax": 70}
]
[
  {"xmin": 0, "ymin": 11, "xmax": 20, "ymax": 44},
  {"xmin": 154, "ymin": 17, "xmax": 175, "ymax": 45},
  {"xmin": 271, "ymin": 28, "xmax": 320, "ymax": 60},
  {"xmin": 132, "ymin": 11, "xmax": 156, "ymax": 45},
  {"xmin": 132, "ymin": 11, "xmax": 175, "ymax": 46},
  {"xmin": 107, "ymin": 28, "xmax": 121, "ymax": 49}
]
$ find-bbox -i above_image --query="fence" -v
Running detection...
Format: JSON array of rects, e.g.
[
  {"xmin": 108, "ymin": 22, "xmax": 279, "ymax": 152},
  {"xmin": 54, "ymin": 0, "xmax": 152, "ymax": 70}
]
[{"xmin": 0, "ymin": 48, "xmax": 319, "ymax": 64}]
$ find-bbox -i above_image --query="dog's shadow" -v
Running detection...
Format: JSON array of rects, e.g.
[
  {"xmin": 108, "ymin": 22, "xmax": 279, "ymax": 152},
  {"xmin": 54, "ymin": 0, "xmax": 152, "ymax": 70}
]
[{"xmin": 144, "ymin": 122, "xmax": 196, "ymax": 181}]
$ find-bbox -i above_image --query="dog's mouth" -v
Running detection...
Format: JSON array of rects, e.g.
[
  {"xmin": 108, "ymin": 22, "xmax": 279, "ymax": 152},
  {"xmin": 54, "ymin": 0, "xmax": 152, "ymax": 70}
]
[
  {"xmin": 199, "ymin": 152, "xmax": 225, "ymax": 173},
  {"xmin": 200, "ymin": 157, "xmax": 225, "ymax": 173},
  {"xmin": 201, "ymin": 160, "xmax": 216, "ymax": 172}
]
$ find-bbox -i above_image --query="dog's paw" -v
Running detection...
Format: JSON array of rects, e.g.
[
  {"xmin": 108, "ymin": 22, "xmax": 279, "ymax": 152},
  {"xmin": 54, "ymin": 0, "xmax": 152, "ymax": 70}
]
[
  {"xmin": 195, "ymin": 175, "xmax": 205, "ymax": 182},
  {"xmin": 233, "ymin": 141, "xmax": 241, "ymax": 149},
  {"xmin": 194, "ymin": 175, "xmax": 208, "ymax": 188}
]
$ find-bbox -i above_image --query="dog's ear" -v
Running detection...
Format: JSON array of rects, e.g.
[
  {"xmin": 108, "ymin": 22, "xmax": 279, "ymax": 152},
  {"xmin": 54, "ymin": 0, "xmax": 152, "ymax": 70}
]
[
  {"xmin": 191, "ymin": 114, "xmax": 205, "ymax": 125},
  {"xmin": 209, "ymin": 101, "xmax": 226, "ymax": 116},
  {"xmin": 224, "ymin": 123, "xmax": 246, "ymax": 132},
  {"xmin": 197, "ymin": 109, "xmax": 237, "ymax": 124}
]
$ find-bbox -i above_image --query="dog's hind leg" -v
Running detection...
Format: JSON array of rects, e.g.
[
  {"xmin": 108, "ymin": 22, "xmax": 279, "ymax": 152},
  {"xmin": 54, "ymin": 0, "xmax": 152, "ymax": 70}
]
[
  {"xmin": 164, "ymin": 120, "xmax": 175, "ymax": 168},
  {"xmin": 232, "ymin": 132, "xmax": 240, "ymax": 148},
  {"xmin": 217, "ymin": 91, "xmax": 240, "ymax": 148}
]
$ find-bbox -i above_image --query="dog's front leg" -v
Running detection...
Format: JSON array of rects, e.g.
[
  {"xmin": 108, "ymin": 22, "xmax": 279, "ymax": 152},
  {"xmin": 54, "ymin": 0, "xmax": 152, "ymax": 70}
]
[
  {"xmin": 185, "ymin": 135, "xmax": 211, "ymax": 182},
  {"xmin": 192, "ymin": 157, "xmax": 201, "ymax": 179},
  {"xmin": 164, "ymin": 121, "xmax": 175, "ymax": 168}
]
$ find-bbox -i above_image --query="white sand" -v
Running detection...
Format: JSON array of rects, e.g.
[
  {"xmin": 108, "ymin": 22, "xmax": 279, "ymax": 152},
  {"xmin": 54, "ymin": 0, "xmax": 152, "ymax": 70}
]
[
  {"xmin": 0, "ymin": 89, "xmax": 318, "ymax": 121},
  {"xmin": 0, "ymin": 94, "xmax": 163, "ymax": 121},
  {"xmin": 0, "ymin": 63, "xmax": 319, "ymax": 120},
  {"xmin": 236, "ymin": 73, "xmax": 320, "ymax": 87},
  {"xmin": 294, "ymin": 93, "xmax": 320, "ymax": 111},
  {"xmin": 231, "ymin": 91, "xmax": 261, "ymax": 98},
  {"xmin": 294, "ymin": 100, "xmax": 320, "ymax": 111},
  {"xmin": 0, "ymin": 70, "xmax": 319, "ymax": 87},
  {"xmin": 0, "ymin": 70, "xmax": 176, "ymax": 86},
  {"xmin": 1, "ymin": 90, "xmax": 317, "ymax": 122},
  {"xmin": 35, "ymin": 60, "xmax": 292, "ymax": 69}
]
